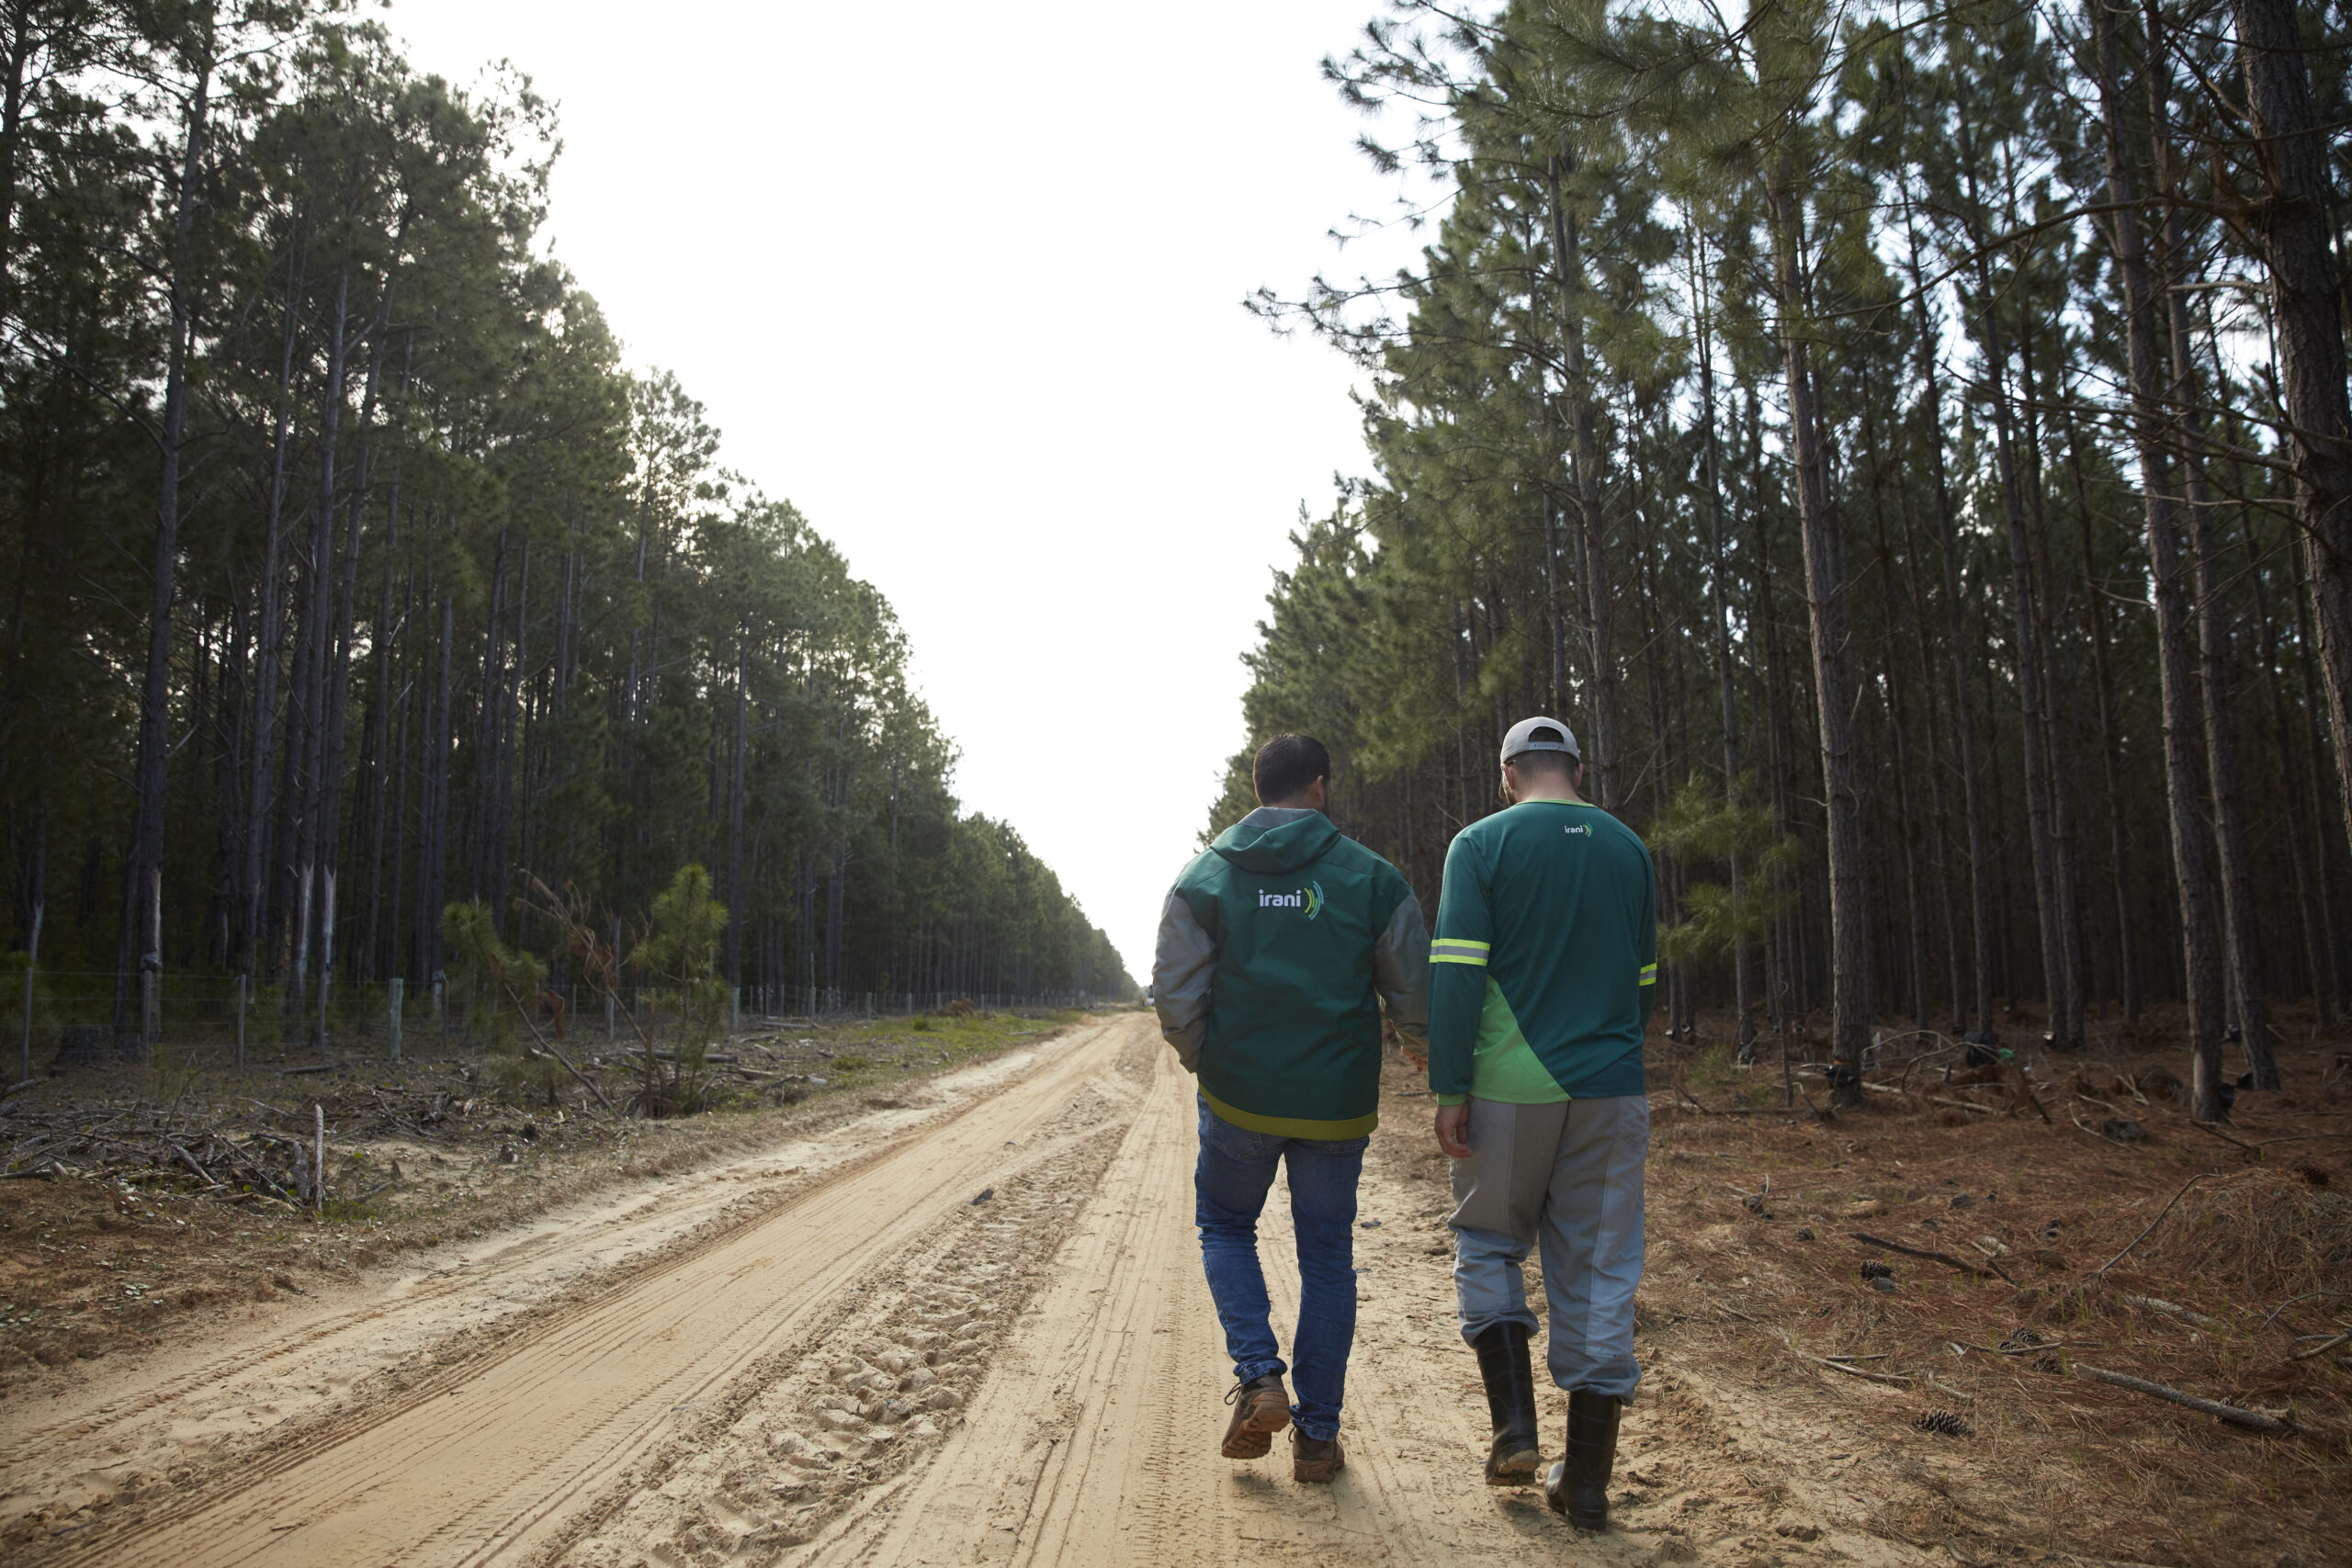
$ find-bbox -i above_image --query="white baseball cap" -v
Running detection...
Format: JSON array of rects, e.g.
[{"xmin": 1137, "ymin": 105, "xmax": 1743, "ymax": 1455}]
[{"xmin": 1501, "ymin": 715, "xmax": 1581, "ymax": 763}]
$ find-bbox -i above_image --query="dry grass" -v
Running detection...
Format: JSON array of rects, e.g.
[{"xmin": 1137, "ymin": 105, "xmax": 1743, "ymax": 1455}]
[{"xmin": 2159, "ymin": 1172, "xmax": 2351, "ymax": 1308}]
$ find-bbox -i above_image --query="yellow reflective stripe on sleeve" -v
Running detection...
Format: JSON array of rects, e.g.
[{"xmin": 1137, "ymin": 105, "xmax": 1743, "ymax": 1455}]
[
  {"xmin": 1638, "ymin": 963, "xmax": 1658, "ymax": 987},
  {"xmin": 1429, "ymin": 939, "xmax": 1491, "ymax": 966}
]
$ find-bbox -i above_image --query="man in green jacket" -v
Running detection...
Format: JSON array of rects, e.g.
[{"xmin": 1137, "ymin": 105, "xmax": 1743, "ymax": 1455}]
[
  {"xmin": 1153, "ymin": 733, "xmax": 1428, "ymax": 1484},
  {"xmin": 1428, "ymin": 716, "xmax": 1655, "ymax": 1529}
]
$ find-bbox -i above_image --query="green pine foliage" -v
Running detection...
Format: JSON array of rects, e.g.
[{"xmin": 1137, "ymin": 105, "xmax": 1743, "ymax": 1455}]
[
  {"xmin": 0, "ymin": 5, "xmax": 1132, "ymax": 1018},
  {"xmin": 1220, "ymin": 0, "xmax": 2350, "ymax": 1046},
  {"xmin": 442, "ymin": 898, "xmax": 546, "ymax": 1054},
  {"xmin": 1645, "ymin": 779, "xmax": 1797, "ymax": 976},
  {"xmin": 637, "ymin": 863, "xmax": 729, "ymax": 1052}
]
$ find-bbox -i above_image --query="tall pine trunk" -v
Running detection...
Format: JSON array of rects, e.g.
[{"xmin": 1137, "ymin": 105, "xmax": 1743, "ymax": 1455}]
[
  {"xmin": 727, "ymin": 632, "xmax": 748, "ymax": 987},
  {"xmin": 2018, "ymin": 321, "xmax": 2090, "ymax": 1045},
  {"xmin": 2143, "ymin": 0, "xmax": 2277, "ymax": 1087},
  {"xmin": 1692, "ymin": 231, "xmax": 1753, "ymax": 1052},
  {"xmin": 1546, "ymin": 151, "xmax": 1618, "ymax": 809},
  {"xmin": 318, "ymin": 260, "xmax": 398, "ymax": 995},
  {"xmin": 122, "ymin": 19, "xmax": 212, "ymax": 1036},
  {"xmin": 288, "ymin": 268, "xmax": 350, "ymax": 1016},
  {"xmin": 417, "ymin": 592, "xmax": 453, "ymax": 988},
  {"xmin": 1864, "ymin": 415, "xmax": 1929, "ymax": 1029},
  {"xmin": 241, "ymin": 229, "xmax": 302, "ymax": 975},
  {"xmin": 2094, "ymin": 0, "xmax": 2227, "ymax": 1119},
  {"xmin": 1770, "ymin": 178, "xmax": 1869, "ymax": 1104},
  {"xmin": 2226, "ymin": 0, "xmax": 2352, "ymax": 869},
  {"xmin": 1893, "ymin": 479, "xmax": 1964, "ymax": 1022},
  {"xmin": 2243, "ymin": 512, "xmax": 2335, "ymax": 1022},
  {"xmin": 2062, "ymin": 401, "xmax": 2141, "ymax": 1020},
  {"xmin": 1954, "ymin": 97, "xmax": 2074, "ymax": 1048},
  {"xmin": 1901, "ymin": 213, "xmax": 1995, "ymax": 1036}
]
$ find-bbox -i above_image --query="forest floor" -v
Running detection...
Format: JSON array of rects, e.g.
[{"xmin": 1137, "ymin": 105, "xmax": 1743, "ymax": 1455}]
[{"xmin": 0, "ymin": 1007, "xmax": 2343, "ymax": 1567}]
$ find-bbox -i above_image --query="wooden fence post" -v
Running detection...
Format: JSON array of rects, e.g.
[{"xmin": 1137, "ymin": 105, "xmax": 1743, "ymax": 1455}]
[
  {"xmin": 18, "ymin": 901, "xmax": 40, "ymax": 1086},
  {"xmin": 139, "ymin": 869, "xmax": 161, "ymax": 1051},
  {"xmin": 317, "ymin": 870, "xmax": 335, "ymax": 1054}
]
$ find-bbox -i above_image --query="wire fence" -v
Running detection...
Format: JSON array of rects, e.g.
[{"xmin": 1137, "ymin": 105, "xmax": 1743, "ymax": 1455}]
[
  {"xmin": 5, "ymin": 967, "xmax": 1118, "ymax": 1084},
  {"xmin": 734, "ymin": 987, "xmax": 1111, "ymax": 1023}
]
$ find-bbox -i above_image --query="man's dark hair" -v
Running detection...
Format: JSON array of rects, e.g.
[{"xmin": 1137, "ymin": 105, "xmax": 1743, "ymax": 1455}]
[
  {"xmin": 1253, "ymin": 733, "xmax": 1331, "ymax": 805},
  {"xmin": 1510, "ymin": 728, "xmax": 1577, "ymax": 781}
]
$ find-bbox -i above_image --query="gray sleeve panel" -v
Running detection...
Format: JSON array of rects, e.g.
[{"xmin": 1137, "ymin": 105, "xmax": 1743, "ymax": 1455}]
[
  {"xmin": 1151, "ymin": 891, "xmax": 1216, "ymax": 1071},
  {"xmin": 1374, "ymin": 892, "xmax": 1431, "ymax": 1048}
]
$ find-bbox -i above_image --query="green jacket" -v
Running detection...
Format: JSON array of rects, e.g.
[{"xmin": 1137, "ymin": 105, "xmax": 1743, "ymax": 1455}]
[
  {"xmin": 1429, "ymin": 798, "xmax": 1657, "ymax": 1104},
  {"xmin": 1153, "ymin": 807, "xmax": 1428, "ymax": 1138}
]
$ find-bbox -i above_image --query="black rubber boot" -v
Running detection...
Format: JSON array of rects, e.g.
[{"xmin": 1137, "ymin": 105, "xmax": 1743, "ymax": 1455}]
[
  {"xmin": 1542, "ymin": 1390, "xmax": 1622, "ymax": 1530},
  {"xmin": 1470, "ymin": 1323, "xmax": 1543, "ymax": 1484}
]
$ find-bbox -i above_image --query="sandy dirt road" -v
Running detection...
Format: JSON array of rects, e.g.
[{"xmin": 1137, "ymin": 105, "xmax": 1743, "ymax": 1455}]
[
  {"xmin": 799, "ymin": 1033, "xmax": 1920, "ymax": 1568},
  {"xmin": 6, "ymin": 1015, "xmax": 1952, "ymax": 1567}
]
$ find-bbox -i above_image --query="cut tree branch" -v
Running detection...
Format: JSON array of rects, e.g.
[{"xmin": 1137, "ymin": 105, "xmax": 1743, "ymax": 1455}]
[
  {"xmin": 2093, "ymin": 1173, "xmax": 2212, "ymax": 1275},
  {"xmin": 1850, "ymin": 1231, "xmax": 2016, "ymax": 1286},
  {"xmin": 2065, "ymin": 1363, "xmax": 2293, "ymax": 1433}
]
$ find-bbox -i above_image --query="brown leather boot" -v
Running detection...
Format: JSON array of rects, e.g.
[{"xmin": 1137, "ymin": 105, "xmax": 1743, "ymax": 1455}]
[
  {"xmin": 1291, "ymin": 1427, "xmax": 1345, "ymax": 1483},
  {"xmin": 1220, "ymin": 1373, "xmax": 1291, "ymax": 1459}
]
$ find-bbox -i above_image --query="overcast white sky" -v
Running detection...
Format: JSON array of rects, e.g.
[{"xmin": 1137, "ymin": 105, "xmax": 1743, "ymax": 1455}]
[{"xmin": 387, "ymin": 0, "xmax": 1434, "ymax": 988}]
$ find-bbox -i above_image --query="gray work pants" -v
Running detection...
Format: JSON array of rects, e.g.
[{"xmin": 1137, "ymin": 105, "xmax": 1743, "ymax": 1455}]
[{"xmin": 1447, "ymin": 1094, "xmax": 1648, "ymax": 1401}]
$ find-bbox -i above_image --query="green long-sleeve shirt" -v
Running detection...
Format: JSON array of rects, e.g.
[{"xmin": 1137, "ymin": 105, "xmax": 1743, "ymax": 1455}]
[{"xmin": 1427, "ymin": 798, "xmax": 1657, "ymax": 1104}]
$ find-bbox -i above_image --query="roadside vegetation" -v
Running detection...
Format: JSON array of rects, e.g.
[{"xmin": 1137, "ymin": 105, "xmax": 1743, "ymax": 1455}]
[{"xmin": 0, "ymin": 1003, "xmax": 1103, "ymax": 1393}]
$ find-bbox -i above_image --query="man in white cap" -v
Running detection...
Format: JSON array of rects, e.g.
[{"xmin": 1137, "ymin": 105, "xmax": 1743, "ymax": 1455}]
[{"xmin": 1425, "ymin": 716, "xmax": 1657, "ymax": 1529}]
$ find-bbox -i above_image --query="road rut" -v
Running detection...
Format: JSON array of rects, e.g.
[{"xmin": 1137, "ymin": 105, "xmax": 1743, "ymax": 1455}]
[{"xmin": 26, "ymin": 1020, "xmax": 1125, "ymax": 1567}]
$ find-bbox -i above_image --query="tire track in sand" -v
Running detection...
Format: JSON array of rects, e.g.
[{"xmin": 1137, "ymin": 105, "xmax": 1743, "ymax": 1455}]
[
  {"xmin": 44, "ymin": 1020, "xmax": 1132, "ymax": 1568},
  {"xmin": 806, "ymin": 1047, "xmax": 1641, "ymax": 1567},
  {"xmin": 799, "ymin": 1036, "xmax": 1219, "ymax": 1566}
]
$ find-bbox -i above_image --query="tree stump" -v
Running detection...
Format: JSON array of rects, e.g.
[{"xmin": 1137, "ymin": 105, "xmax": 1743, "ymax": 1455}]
[{"xmin": 53, "ymin": 1027, "xmax": 106, "ymax": 1070}]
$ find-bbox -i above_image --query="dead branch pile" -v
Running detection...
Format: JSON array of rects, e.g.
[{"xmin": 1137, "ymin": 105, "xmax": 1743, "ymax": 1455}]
[{"xmin": 3, "ymin": 1100, "xmax": 366, "ymax": 1211}]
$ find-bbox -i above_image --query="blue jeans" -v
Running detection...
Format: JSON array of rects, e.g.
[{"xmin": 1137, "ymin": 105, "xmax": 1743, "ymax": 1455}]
[{"xmin": 1193, "ymin": 1098, "xmax": 1368, "ymax": 1441}]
